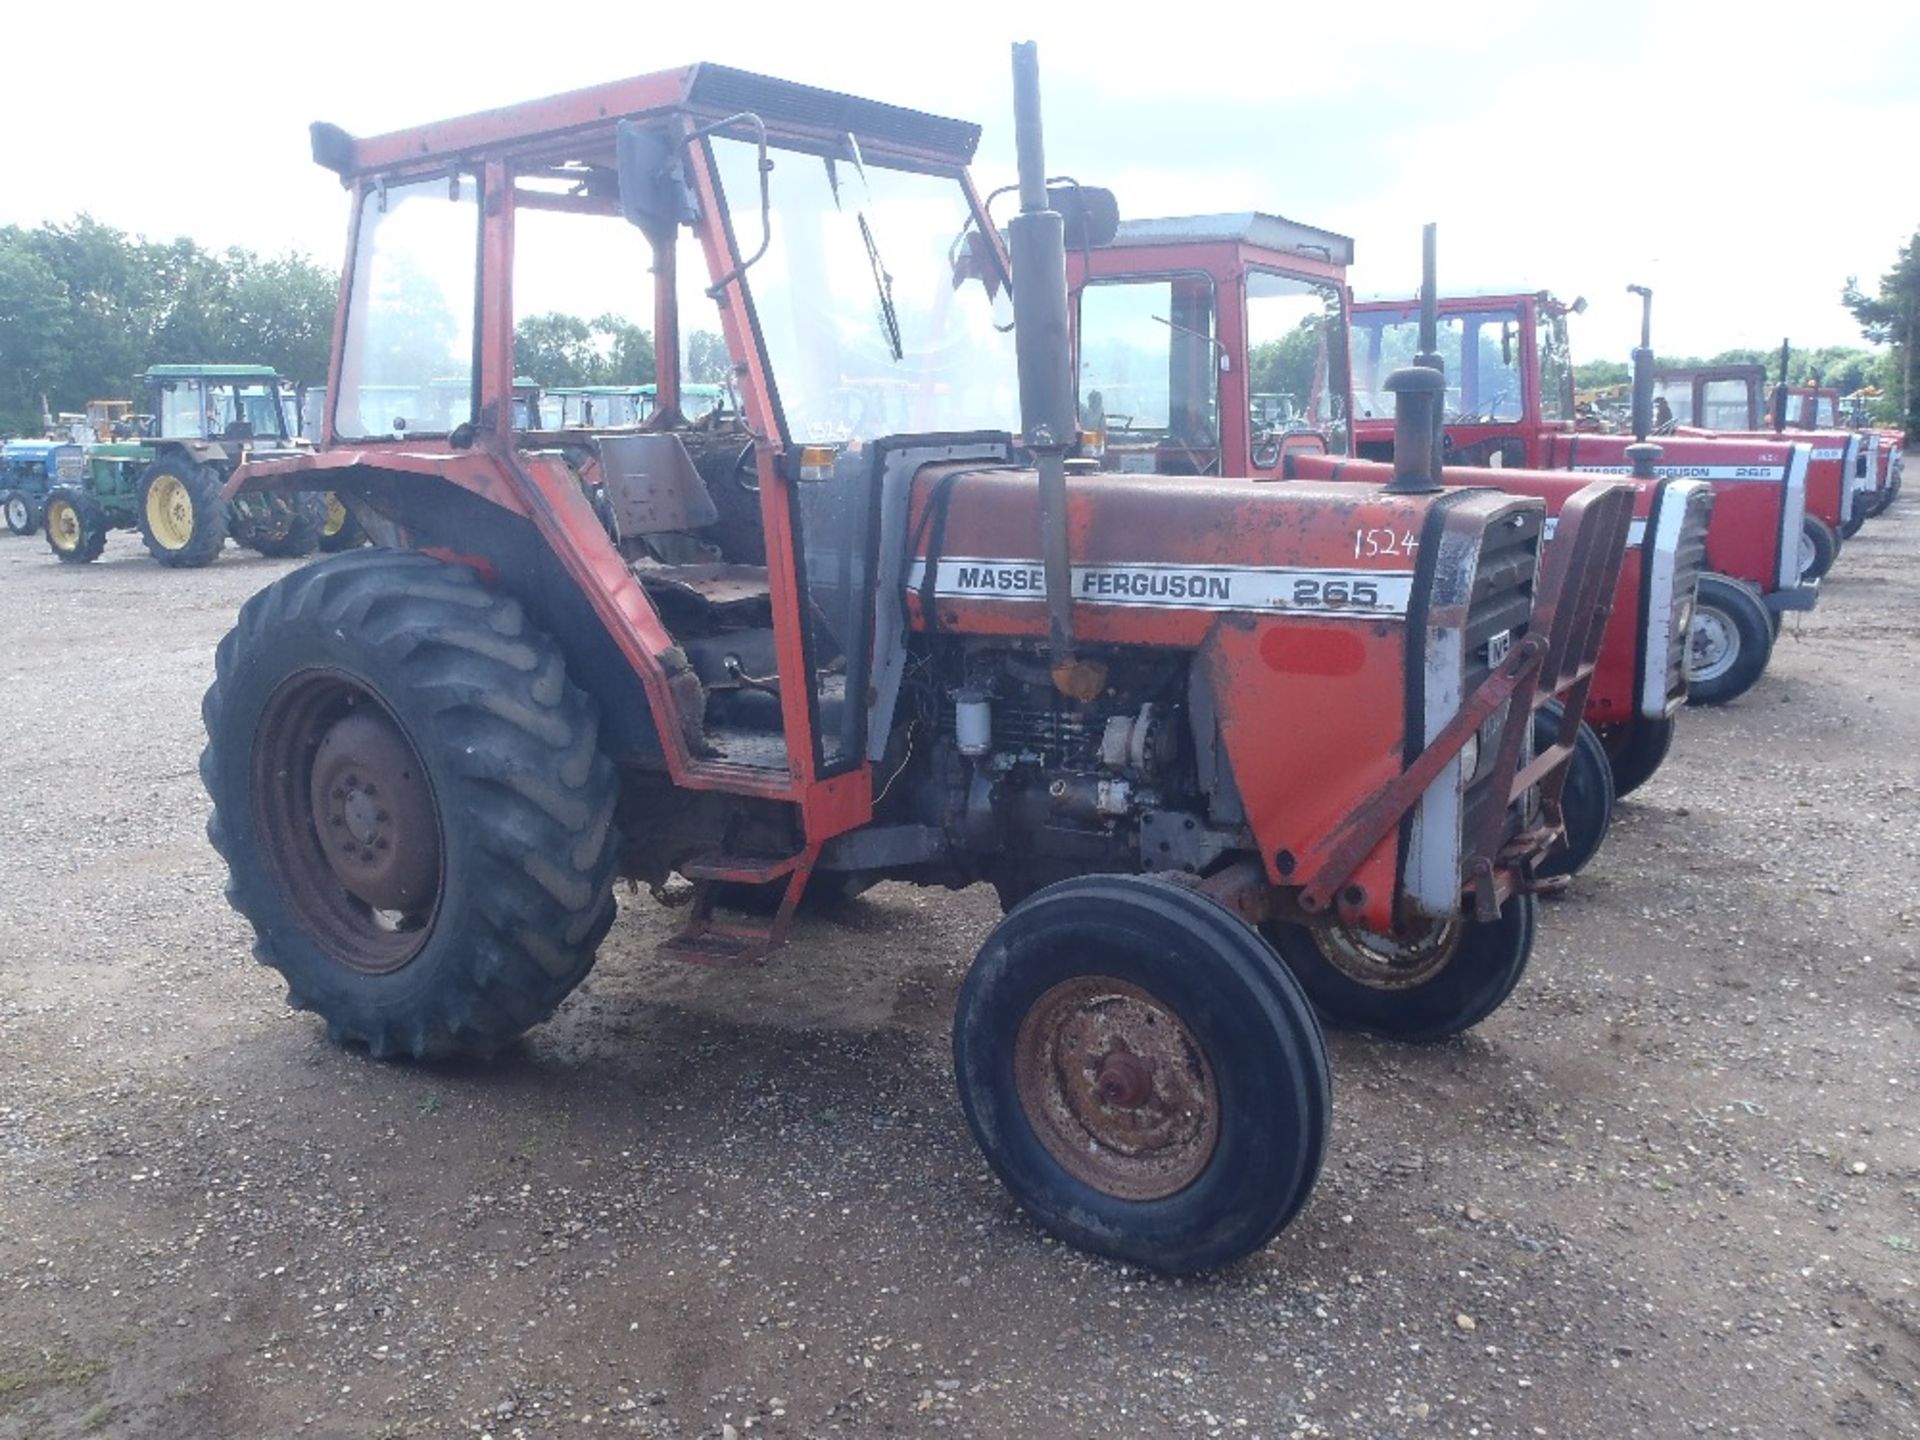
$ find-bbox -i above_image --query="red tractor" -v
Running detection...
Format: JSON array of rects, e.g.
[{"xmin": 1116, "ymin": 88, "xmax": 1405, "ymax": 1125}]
[
  {"xmin": 1068, "ymin": 216, "xmax": 1710, "ymax": 866},
  {"xmin": 1344, "ymin": 284, "xmax": 1821, "ymax": 705},
  {"xmin": 202, "ymin": 48, "xmax": 1631, "ymax": 1273}
]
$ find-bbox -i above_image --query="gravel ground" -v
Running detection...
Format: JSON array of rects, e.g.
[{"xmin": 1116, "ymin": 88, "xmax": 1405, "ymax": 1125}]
[{"xmin": 1, "ymin": 500, "xmax": 1916, "ymax": 1440}]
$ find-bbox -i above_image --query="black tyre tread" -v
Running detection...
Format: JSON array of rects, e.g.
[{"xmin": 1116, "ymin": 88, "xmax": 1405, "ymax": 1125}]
[
  {"xmin": 43, "ymin": 486, "xmax": 107, "ymax": 564},
  {"xmin": 1262, "ymin": 893, "xmax": 1537, "ymax": 1043},
  {"xmin": 1532, "ymin": 700, "xmax": 1614, "ymax": 880},
  {"xmin": 955, "ymin": 874, "xmax": 1331, "ymax": 1273},
  {"xmin": 3, "ymin": 490, "xmax": 37, "ymax": 537},
  {"xmin": 1800, "ymin": 517, "xmax": 1839, "ymax": 581},
  {"xmin": 1606, "ymin": 715, "xmax": 1676, "ymax": 799},
  {"xmin": 200, "ymin": 549, "xmax": 620, "ymax": 1058},
  {"xmin": 1686, "ymin": 574, "xmax": 1774, "ymax": 706},
  {"xmin": 242, "ymin": 492, "xmax": 327, "ymax": 558},
  {"xmin": 139, "ymin": 453, "xmax": 228, "ymax": 567}
]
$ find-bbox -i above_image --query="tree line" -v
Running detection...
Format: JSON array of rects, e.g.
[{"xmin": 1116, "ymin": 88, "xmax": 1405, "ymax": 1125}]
[{"xmin": 0, "ymin": 216, "xmax": 337, "ymax": 435}]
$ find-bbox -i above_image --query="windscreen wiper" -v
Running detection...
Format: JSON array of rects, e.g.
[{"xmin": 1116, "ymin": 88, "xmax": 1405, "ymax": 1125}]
[{"xmin": 837, "ymin": 135, "xmax": 904, "ymax": 363}]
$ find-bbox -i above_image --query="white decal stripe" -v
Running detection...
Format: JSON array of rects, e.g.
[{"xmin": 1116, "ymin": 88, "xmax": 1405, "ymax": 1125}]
[
  {"xmin": 904, "ymin": 557, "xmax": 1415, "ymax": 617},
  {"xmin": 1570, "ymin": 464, "xmax": 1788, "ymax": 482}
]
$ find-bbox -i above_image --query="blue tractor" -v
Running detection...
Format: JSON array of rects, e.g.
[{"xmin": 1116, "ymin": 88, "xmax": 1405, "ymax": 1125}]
[{"xmin": 2, "ymin": 438, "xmax": 85, "ymax": 537}]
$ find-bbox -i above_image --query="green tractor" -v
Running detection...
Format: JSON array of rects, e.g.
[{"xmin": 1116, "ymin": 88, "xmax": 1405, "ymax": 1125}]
[{"xmin": 43, "ymin": 364, "xmax": 326, "ymax": 566}]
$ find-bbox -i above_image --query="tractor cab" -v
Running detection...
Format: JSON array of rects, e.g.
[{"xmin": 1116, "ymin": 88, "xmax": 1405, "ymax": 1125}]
[
  {"xmin": 1652, "ymin": 364, "xmax": 1767, "ymax": 431},
  {"xmin": 1350, "ymin": 291, "xmax": 1581, "ymax": 468},
  {"xmin": 1069, "ymin": 213, "xmax": 1352, "ymax": 478},
  {"xmin": 140, "ymin": 364, "xmax": 304, "ymax": 452}
]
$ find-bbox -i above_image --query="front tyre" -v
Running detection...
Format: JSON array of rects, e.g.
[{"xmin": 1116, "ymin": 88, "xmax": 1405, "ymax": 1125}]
[
  {"xmin": 200, "ymin": 550, "xmax": 620, "ymax": 1058},
  {"xmin": 43, "ymin": 486, "xmax": 108, "ymax": 564},
  {"xmin": 236, "ymin": 492, "xmax": 326, "ymax": 558},
  {"xmin": 1797, "ymin": 516, "xmax": 1839, "ymax": 582},
  {"xmin": 3, "ymin": 490, "xmax": 37, "ymax": 536},
  {"xmin": 955, "ymin": 875, "xmax": 1330, "ymax": 1274},
  {"xmin": 1531, "ymin": 699, "xmax": 1614, "ymax": 880},
  {"xmin": 1603, "ymin": 714, "xmax": 1676, "ymax": 799},
  {"xmin": 1262, "ymin": 892, "xmax": 1537, "ymax": 1042},
  {"xmin": 318, "ymin": 493, "xmax": 369, "ymax": 552},
  {"xmin": 1685, "ymin": 573, "xmax": 1773, "ymax": 705},
  {"xmin": 138, "ymin": 453, "xmax": 227, "ymax": 567}
]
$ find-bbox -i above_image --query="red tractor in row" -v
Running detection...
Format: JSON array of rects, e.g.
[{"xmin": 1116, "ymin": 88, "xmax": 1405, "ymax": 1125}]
[
  {"xmin": 202, "ymin": 47, "xmax": 1631, "ymax": 1273},
  {"xmin": 1067, "ymin": 217, "xmax": 1712, "ymax": 873},
  {"xmin": 1341, "ymin": 283, "xmax": 1827, "ymax": 706}
]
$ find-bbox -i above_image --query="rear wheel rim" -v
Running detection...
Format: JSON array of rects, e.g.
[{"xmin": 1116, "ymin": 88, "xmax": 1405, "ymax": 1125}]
[
  {"xmin": 1012, "ymin": 976, "xmax": 1219, "ymax": 1201},
  {"xmin": 1312, "ymin": 919, "xmax": 1462, "ymax": 990},
  {"xmin": 252, "ymin": 670, "xmax": 444, "ymax": 974},
  {"xmin": 146, "ymin": 473, "xmax": 195, "ymax": 550},
  {"xmin": 47, "ymin": 500, "xmax": 81, "ymax": 552},
  {"xmin": 1688, "ymin": 605, "xmax": 1738, "ymax": 683}
]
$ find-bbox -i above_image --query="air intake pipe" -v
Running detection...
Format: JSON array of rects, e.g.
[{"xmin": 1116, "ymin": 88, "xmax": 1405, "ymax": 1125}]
[
  {"xmin": 1771, "ymin": 338, "xmax": 1791, "ymax": 433},
  {"xmin": 1007, "ymin": 40, "xmax": 1080, "ymax": 685},
  {"xmin": 1385, "ymin": 222, "xmax": 1444, "ymax": 493},
  {"xmin": 1627, "ymin": 284, "xmax": 1655, "ymax": 442}
]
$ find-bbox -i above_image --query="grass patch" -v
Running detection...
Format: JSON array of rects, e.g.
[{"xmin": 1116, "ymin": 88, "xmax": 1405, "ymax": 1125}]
[{"xmin": 0, "ymin": 1351, "xmax": 107, "ymax": 1402}]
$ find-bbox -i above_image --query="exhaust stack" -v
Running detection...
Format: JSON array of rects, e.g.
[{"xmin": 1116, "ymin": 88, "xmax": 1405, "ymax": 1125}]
[
  {"xmin": 1006, "ymin": 40, "xmax": 1079, "ymax": 683},
  {"xmin": 1385, "ymin": 222, "xmax": 1444, "ymax": 493},
  {"xmin": 1772, "ymin": 338, "xmax": 1791, "ymax": 432},
  {"xmin": 1627, "ymin": 284, "xmax": 1654, "ymax": 442}
]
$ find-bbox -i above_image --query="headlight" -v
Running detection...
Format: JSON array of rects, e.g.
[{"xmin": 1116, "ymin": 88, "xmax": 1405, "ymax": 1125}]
[{"xmin": 1457, "ymin": 732, "xmax": 1480, "ymax": 786}]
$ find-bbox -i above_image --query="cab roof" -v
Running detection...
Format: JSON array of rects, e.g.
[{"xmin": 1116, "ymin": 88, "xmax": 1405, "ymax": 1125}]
[
  {"xmin": 1108, "ymin": 213, "xmax": 1354, "ymax": 267},
  {"xmin": 311, "ymin": 63, "xmax": 980, "ymax": 181},
  {"xmin": 141, "ymin": 364, "xmax": 283, "ymax": 381}
]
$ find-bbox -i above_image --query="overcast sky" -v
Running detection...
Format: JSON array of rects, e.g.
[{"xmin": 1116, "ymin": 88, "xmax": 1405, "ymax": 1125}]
[{"xmin": 7, "ymin": 0, "xmax": 1915, "ymax": 366}]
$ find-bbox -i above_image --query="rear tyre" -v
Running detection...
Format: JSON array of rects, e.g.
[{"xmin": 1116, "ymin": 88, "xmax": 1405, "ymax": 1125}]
[
  {"xmin": 3, "ymin": 490, "xmax": 37, "ymax": 536},
  {"xmin": 954, "ymin": 875, "xmax": 1330, "ymax": 1274},
  {"xmin": 237, "ymin": 492, "xmax": 326, "ymax": 558},
  {"xmin": 1604, "ymin": 714, "xmax": 1676, "ymax": 799},
  {"xmin": 42, "ymin": 486, "xmax": 107, "ymax": 564},
  {"xmin": 1531, "ymin": 699, "xmax": 1614, "ymax": 880},
  {"xmin": 1797, "ymin": 517, "xmax": 1838, "ymax": 581},
  {"xmin": 200, "ymin": 549, "xmax": 620, "ymax": 1059},
  {"xmin": 317, "ymin": 493, "xmax": 369, "ymax": 552},
  {"xmin": 1261, "ymin": 892, "xmax": 1537, "ymax": 1042},
  {"xmin": 1685, "ymin": 573, "xmax": 1773, "ymax": 705},
  {"xmin": 138, "ymin": 453, "xmax": 227, "ymax": 567}
]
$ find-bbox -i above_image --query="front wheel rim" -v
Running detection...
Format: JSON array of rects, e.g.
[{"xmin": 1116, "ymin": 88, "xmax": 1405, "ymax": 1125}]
[
  {"xmin": 1312, "ymin": 919, "xmax": 1462, "ymax": 990},
  {"xmin": 1688, "ymin": 605, "xmax": 1739, "ymax": 683},
  {"xmin": 146, "ymin": 473, "xmax": 196, "ymax": 550},
  {"xmin": 252, "ymin": 670, "xmax": 444, "ymax": 974},
  {"xmin": 1797, "ymin": 530, "xmax": 1817, "ymax": 577},
  {"xmin": 47, "ymin": 500, "xmax": 81, "ymax": 552},
  {"xmin": 321, "ymin": 494, "xmax": 348, "ymax": 537},
  {"xmin": 1012, "ymin": 976, "xmax": 1220, "ymax": 1201},
  {"xmin": 5, "ymin": 497, "xmax": 26, "ymax": 529}
]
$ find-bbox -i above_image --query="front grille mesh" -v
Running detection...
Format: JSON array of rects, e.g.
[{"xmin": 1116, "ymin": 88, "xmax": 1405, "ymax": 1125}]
[{"xmin": 1460, "ymin": 510, "xmax": 1540, "ymax": 852}]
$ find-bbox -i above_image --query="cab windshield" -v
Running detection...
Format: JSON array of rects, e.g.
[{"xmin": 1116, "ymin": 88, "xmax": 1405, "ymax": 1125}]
[
  {"xmin": 1353, "ymin": 305, "xmax": 1525, "ymax": 425},
  {"xmin": 708, "ymin": 137, "xmax": 1015, "ymax": 445}
]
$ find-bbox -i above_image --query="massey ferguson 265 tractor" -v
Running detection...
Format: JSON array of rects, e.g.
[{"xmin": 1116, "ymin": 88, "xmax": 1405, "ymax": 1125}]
[
  {"xmin": 1346, "ymin": 285, "xmax": 1818, "ymax": 706},
  {"xmin": 42, "ymin": 364, "xmax": 326, "ymax": 566},
  {"xmin": 1067, "ymin": 216, "xmax": 1709, "ymax": 873},
  {"xmin": 203, "ymin": 48, "xmax": 1631, "ymax": 1273}
]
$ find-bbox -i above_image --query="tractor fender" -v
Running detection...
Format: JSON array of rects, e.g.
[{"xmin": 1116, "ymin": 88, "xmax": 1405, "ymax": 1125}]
[
  {"xmin": 154, "ymin": 438, "xmax": 231, "ymax": 467},
  {"xmin": 225, "ymin": 448, "xmax": 676, "ymax": 770}
]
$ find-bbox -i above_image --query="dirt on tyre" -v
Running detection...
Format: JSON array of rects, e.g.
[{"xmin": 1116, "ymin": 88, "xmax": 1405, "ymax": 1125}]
[
  {"xmin": 1602, "ymin": 714, "xmax": 1675, "ymax": 799},
  {"xmin": 318, "ymin": 493, "xmax": 370, "ymax": 552},
  {"xmin": 200, "ymin": 549, "xmax": 621, "ymax": 1059},
  {"xmin": 1531, "ymin": 698, "xmax": 1614, "ymax": 881},
  {"xmin": 42, "ymin": 486, "xmax": 108, "ymax": 564},
  {"xmin": 1685, "ymin": 573, "xmax": 1773, "ymax": 705},
  {"xmin": 1262, "ymin": 892, "xmax": 1537, "ymax": 1042},
  {"xmin": 954, "ymin": 874, "xmax": 1330, "ymax": 1274},
  {"xmin": 3, "ymin": 490, "xmax": 37, "ymax": 537},
  {"xmin": 138, "ymin": 453, "xmax": 228, "ymax": 567}
]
